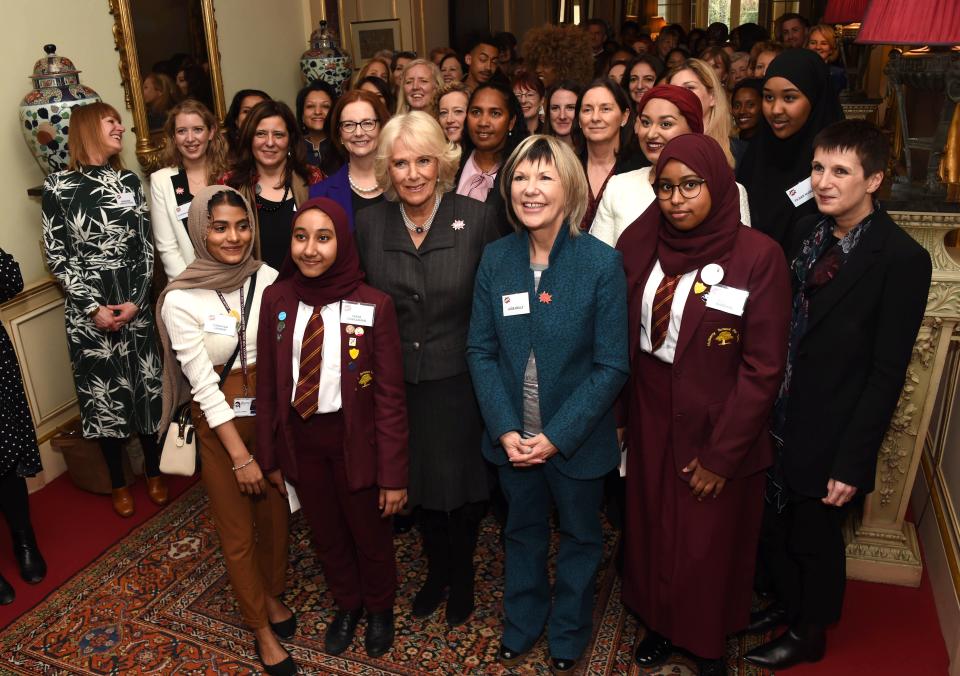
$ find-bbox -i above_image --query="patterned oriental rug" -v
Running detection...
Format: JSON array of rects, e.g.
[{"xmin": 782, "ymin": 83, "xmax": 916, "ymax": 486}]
[{"xmin": 0, "ymin": 484, "xmax": 772, "ymax": 675}]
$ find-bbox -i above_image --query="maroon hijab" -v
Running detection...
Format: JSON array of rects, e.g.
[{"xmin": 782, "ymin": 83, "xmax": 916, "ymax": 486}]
[
  {"xmin": 279, "ymin": 197, "xmax": 364, "ymax": 306},
  {"xmin": 654, "ymin": 134, "xmax": 742, "ymax": 276},
  {"xmin": 636, "ymin": 84, "xmax": 704, "ymax": 134}
]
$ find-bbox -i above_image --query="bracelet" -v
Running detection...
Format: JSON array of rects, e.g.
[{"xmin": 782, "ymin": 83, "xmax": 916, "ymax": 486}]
[{"xmin": 232, "ymin": 456, "xmax": 255, "ymax": 472}]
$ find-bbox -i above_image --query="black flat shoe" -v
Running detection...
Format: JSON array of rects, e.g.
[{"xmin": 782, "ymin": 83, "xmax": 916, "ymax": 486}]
[
  {"xmin": 270, "ymin": 610, "xmax": 297, "ymax": 640},
  {"xmin": 634, "ymin": 627, "xmax": 673, "ymax": 667},
  {"xmin": 498, "ymin": 643, "xmax": 529, "ymax": 667},
  {"xmin": 0, "ymin": 573, "xmax": 14, "ymax": 605},
  {"xmin": 745, "ymin": 603, "xmax": 787, "ymax": 634},
  {"xmin": 325, "ymin": 607, "xmax": 362, "ymax": 656},
  {"xmin": 550, "ymin": 656, "xmax": 577, "ymax": 674},
  {"xmin": 253, "ymin": 638, "xmax": 297, "ymax": 676},
  {"xmin": 13, "ymin": 529, "xmax": 46, "ymax": 584},
  {"xmin": 364, "ymin": 609, "xmax": 394, "ymax": 658},
  {"xmin": 744, "ymin": 627, "xmax": 826, "ymax": 669}
]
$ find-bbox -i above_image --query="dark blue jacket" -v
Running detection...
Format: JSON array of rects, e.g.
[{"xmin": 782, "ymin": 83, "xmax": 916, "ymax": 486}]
[
  {"xmin": 309, "ymin": 164, "xmax": 355, "ymax": 231},
  {"xmin": 466, "ymin": 226, "xmax": 629, "ymax": 480}
]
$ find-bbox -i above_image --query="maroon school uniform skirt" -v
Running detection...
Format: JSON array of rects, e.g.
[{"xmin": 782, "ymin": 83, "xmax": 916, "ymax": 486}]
[{"xmin": 621, "ymin": 351, "xmax": 765, "ymax": 659}]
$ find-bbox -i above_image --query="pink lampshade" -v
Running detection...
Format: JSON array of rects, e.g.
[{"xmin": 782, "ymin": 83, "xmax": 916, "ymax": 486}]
[
  {"xmin": 822, "ymin": 0, "xmax": 869, "ymax": 24},
  {"xmin": 857, "ymin": 0, "xmax": 960, "ymax": 45}
]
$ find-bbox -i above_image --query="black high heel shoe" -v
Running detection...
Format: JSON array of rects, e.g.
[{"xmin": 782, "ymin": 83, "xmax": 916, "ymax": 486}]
[
  {"xmin": 0, "ymin": 573, "xmax": 14, "ymax": 605},
  {"xmin": 12, "ymin": 528, "xmax": 46, "ymax": 584}
]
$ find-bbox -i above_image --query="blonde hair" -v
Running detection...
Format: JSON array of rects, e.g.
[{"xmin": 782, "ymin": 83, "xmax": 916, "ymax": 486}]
[
  {"xmin": 161, "ymin": 99, "xmax": 228, "ymax": 183},
  {"xmin": 375, "ymin": 111, "xmax": 462, "ymax": 202},
  {"xmin": 67, "ymin": 102, "xmax": 125, "ymax": 171},
  {"xmin": 808, "ymin": 24, "xmax": 840, "ymax": 63},
  {"xmin": 433, "ymin": 81, "xmax": 471, "ymax": 118},
  {"xmin": 353, "ymin": 57, "xmax": 392, "ymax": 88},
  {"xmin": 667, "ymin": 59, "xmax": 735, "ymax": 168},
  {"xmin": 395, "ymin": 59, "xmax": 444, "ymax": 117},
  {"xmin": 499, "ymin": 134, "xmax": 587, "ymax": 236}
]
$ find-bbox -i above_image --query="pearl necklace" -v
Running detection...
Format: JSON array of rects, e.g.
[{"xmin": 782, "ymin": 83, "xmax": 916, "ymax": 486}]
[
  {"xmin": 348, "ymin": 169, "xmax": 379, "ymax": 194},
  {"xmin": 400, "ymin": 193, "xmax": 441, "ymax": 234}
]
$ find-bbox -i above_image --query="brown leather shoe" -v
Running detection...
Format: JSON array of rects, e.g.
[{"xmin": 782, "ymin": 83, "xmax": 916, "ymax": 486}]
[
  {"xmin": 111, "ymin": 487, "xmax": 134, "ymax": 517},
  {"xmin": 146, "ymin": 476, "xmax": 169, "ymax": 506}
]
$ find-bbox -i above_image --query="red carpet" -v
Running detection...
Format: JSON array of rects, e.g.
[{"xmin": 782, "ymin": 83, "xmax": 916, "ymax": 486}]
[
  {"xmin": 0, "ymin": 473, "xmax": 951, "ymax": 674},
  {"xmin": 0, "ymin": 472, "xmax": 196, "ymax": 630}
]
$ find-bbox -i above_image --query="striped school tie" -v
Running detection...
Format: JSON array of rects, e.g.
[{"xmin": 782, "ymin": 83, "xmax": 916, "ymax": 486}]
[
  {"xmin": 292, "ymin": 309, "xmax": 324, "ymax": 419},
  {"xmin": 651, "ymin": 274, "xmax": 682, "ymax": 352}
]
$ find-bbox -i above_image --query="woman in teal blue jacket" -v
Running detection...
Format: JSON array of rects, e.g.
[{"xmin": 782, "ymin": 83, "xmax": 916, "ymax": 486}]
[{"xmin": 466, "ymin": 135, "xmax": 629, "ymax": 674}]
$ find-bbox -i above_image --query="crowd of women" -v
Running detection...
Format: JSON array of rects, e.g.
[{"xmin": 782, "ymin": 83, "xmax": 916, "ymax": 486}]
[{"xmin": 34, "ymin": 13, "xmax": 932, "ymax": 676}]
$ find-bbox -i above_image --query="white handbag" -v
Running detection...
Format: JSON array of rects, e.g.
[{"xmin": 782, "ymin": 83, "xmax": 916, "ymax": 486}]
[{"xmin": 159, "ymin": 404, "xmax": 197, "ymax": 476}]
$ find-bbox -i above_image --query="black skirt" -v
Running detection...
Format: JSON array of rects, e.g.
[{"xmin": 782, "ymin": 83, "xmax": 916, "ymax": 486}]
[{"xmin": 405, "ymin": 371, "xmax": 488, "ymax": 511}]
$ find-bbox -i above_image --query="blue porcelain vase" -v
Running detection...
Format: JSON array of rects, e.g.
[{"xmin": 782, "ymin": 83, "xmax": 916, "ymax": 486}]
[
  {"xmin": 19, "ymin": 44, "xmax": 101, "ymax": 175},
  {"xmin": 300, "ymin": 21, "xmax": 353, "ymax": 96}
]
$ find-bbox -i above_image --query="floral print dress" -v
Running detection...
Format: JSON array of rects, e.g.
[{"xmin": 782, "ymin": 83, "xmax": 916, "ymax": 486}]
[{"xmin": 41, "ymin": 165, "xmax": 162, "ymax": 439}]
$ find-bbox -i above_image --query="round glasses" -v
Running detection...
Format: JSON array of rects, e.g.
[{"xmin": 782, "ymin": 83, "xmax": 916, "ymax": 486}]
[
  {"xmin": 656, "ymin": 179, "xmax": 705, "ymax": 200},
  {"xmin": 339, "ymin": 119, "xmax": 379, "ymax": 134}
]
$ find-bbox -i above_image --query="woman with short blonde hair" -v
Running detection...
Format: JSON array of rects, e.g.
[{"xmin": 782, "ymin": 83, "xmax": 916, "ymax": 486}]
[
  {"xmin": 434, "ymin": 81, "xmax": 471, "ymax": 144},
  {"xmin": 374, "ymin": 111, "xmax": 461, "ymax": 200},
  {"xmin": 395, "ymin": 59, "xmax": 443, "ymax": 116},
  {"xmin": 667, "ymin": 58, "xmax": 736, "ymax": 167},
  {"xmin": 468, "ymin": 134, "xmax": 629, "ymax": 672},
  {"xmin": 356, "ymin": 111, "xmax": 502, "ymax": 629}
]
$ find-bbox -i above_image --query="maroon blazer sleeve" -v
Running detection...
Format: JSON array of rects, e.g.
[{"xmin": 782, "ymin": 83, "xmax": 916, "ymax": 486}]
[
  {"xmin": 371, "ymin": 293, "xmax": 409, "ymax": 489},
  {"xmin": 698, "ymin": 240, "xmax": 792, "ymax": 478},
  {"xmin": 255, "ymin": 286, "xmax": 281, "ymax": 473}
]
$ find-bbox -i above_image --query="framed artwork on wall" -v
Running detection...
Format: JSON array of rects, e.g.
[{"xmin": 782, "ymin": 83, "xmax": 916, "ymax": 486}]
[{"xmin": 350, "ymin": 18, "xmax": 401, "ymax": 63}]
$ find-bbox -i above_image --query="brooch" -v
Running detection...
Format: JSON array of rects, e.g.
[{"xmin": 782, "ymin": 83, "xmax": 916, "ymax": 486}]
[
  {"xmin": 451, "ymin": 219, "xmax": 465, "ymax": 231},
  {"xmin": 538, "ymin": 291, "xmax": 552, "ymax": 304}
]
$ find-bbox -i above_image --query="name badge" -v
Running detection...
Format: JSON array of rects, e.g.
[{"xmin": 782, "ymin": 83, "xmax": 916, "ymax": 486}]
[
  {"xmin": 117, "ymin": 192, "xmax": 137, "ymax": 208},
  {"xmin": 502, "ymin": 292, "xmax": 530, "ymax": 316},
  {"xmin": 203, "ymin": 313, "xmax": 237, "ymax": 336},
  {"xmin": 705, "ymin": 284, "xmax": 749, "ymax": 317},
  {"xmin": 175, "ymin": 201, "xmax": 192, "ymax": 221},
  {"xmin": 340, "ymin": 301, "xmax": 375, "ymax": 327},
  {"xmin": 233, "ymin": 397, "xmax": 256, "ymax": 417},
  {"xmin": 786, "ymin": 177, "xmax": 814, "ymax": 207}
]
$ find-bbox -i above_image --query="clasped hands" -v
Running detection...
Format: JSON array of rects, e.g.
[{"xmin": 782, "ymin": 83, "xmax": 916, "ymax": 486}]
[
  {"xmin": 91, "ymin": 302, "xmax": 138, "ymax": 331},
  {"xmin": 500, "ymin": 431, "xmax": 558, "ymax": 467}
]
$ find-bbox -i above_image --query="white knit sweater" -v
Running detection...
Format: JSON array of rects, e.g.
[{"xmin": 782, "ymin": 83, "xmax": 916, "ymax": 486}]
[{"xmin": 161, "ymin": 265, "xmax": 278, "ymax": 428}]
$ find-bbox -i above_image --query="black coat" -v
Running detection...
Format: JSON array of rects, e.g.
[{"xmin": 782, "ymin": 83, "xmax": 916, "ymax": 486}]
[
  {"xmin": 778, "ymin": 208, "xmax": 931, "ymax": 497},
  {"xmin": 354, "ymin": 192, "xmax": 501, "ymax": 384}
]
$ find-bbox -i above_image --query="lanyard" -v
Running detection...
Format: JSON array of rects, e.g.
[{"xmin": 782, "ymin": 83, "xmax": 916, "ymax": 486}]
[{"xmin": 216, "ymin": 285, "xmax": 249, "ymax": 396}]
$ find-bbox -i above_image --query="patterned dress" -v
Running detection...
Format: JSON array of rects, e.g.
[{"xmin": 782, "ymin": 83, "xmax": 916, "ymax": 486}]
[
  {"xmin": 41, "ymin": 166, "xmax": 162, "ymax": 439},
  {"xmin": 0, "ymin": 249, "xmax": 42, "ymax": 478}
]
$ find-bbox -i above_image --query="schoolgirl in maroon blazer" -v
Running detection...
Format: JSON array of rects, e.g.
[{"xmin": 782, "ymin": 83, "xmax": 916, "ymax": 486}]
[{"xmin": 256, "ymin": 197, "xmax": 408, "ymax": 660}]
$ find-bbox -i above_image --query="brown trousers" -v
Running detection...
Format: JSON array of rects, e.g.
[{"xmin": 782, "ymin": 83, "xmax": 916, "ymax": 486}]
[{"xmin": 194, "ymin": 365, "xmax": 289, "ymax": 629}]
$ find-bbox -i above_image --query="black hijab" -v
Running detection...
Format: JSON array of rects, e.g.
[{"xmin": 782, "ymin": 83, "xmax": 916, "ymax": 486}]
[{"xmin": 736, "ymin": 49, "xmax": 843, "ymax": 246}]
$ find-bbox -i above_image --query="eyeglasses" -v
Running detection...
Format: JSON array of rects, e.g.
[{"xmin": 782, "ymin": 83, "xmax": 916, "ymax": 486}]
[
  {"xmin": 339, "ymin": 119, "xmax": 379, "ymax": 133},
  {"xmin": 514, "ymin": 90, "xmax": 539, "ymax": 101},
  {"xmin": 656, "ymin": 179, "xmax": 705, "ymax": 200}
]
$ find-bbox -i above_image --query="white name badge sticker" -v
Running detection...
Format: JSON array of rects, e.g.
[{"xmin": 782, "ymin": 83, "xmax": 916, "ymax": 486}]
[
  {"xmin": 117, "ymin": 192, "xmax": 137, "ymax": 208},
  {"xmin": 233, "ymin": 397, "xmax": 256, "ymax": 417},
  {"xmin": 786, "ymin": 177, "xmax": 814, "ymax": 208},
  {"xmin": 705, "ymin": 284, "xmax": 749, "ymax": 317},
  {"xmin": 502, "ymin": 292, "xmax": 530, "ymax": 316},
  {"xmin": 175, "ymin": 201, "xmax": 192, "ymax": 221},
  {"xmin": 340, "ymin": 301, "xmax": 376, "ymax": 327},
  {"xmin": 203, "ymin": 313, "xmax": 237, "ymax": 336}
]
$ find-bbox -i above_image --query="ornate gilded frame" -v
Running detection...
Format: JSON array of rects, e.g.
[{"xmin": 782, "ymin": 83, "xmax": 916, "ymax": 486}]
[{"xmin": 108, "ymin": 0, "xmax": 226, "ymax": 172}]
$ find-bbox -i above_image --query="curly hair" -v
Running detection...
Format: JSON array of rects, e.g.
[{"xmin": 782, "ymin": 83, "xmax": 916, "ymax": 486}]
[
  {"xmin": 375, "ymin": 112, "xmax": 462, "ymax": 201},
  {"xmin": 520, "ymin": 24, "xmax": 594, "ymax": 87},
  {"xmin": 432, "ymin": 81, "xmax": 471, "ymax": 118},
  {"xmin": 161, "ymin": 99, "xmax": 228, "ymax": 183}
]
